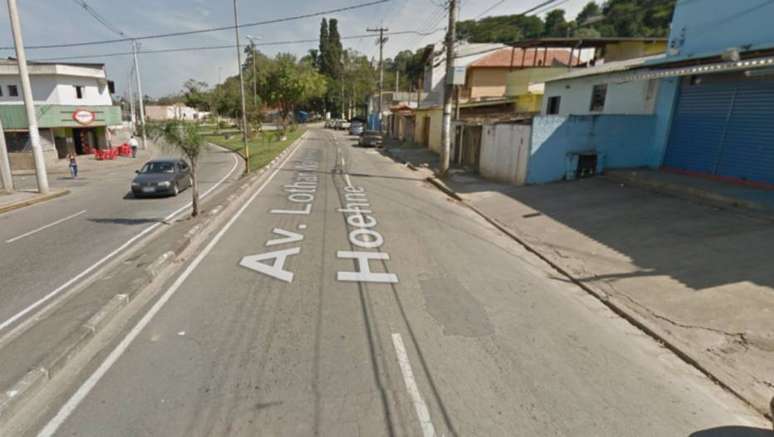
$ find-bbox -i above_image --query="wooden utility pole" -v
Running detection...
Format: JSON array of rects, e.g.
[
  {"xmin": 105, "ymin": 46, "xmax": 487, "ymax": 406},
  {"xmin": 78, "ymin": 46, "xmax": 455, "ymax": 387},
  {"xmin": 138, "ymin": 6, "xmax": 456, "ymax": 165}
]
[
  {"xmin": 440, "ymin": 0, "xmax": 457, "ymax": 175},
  {"xmin": 367, "ymin": 27, "xmax": 388, "ymax": 130}
]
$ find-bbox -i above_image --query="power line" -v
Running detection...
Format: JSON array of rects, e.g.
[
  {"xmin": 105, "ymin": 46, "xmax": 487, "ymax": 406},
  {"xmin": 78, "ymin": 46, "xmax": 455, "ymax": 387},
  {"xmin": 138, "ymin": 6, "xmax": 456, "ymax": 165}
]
[
  {"xmin": 30, "ymin": 30, "xmax": 443, "ymax": 62},
  {"xmin": 70, "ymin": 0, "xmax": 129, "ymax": 38},
  {"xmin": 0, "ymin": 0, "xmax": 390, "ymax": 51},
  {"xmin": 475, "ymin": 0, "xmax": 507, "ymax": 19}
]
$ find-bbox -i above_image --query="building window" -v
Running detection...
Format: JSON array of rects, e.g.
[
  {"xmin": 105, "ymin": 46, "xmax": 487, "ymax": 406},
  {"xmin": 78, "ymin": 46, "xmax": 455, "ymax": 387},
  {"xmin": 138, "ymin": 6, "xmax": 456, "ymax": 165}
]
[
  {"xmin": 8, "ymin": 85, "xmax": 18, "ymax": 97},
  {"xmin": 589, "ymin": 84, "xmax": 607, "ymax": 112},
  {"xmin": 74, "ymin": 85, "xmax": 84, "ymax": 99},
  {"xmin": 546, "ymin": 96, "xmax": 561, "ymax": 115},
  {"xmin": 0, "ymin": 86, "xmax": 3, "ymax": 97}
]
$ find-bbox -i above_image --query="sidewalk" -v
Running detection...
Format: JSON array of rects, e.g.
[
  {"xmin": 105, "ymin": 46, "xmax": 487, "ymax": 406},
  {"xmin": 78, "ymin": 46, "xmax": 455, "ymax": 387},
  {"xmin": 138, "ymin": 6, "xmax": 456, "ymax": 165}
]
[
  {"xmin": 0, "ymin": 189, "xmax": 69, "ymax": 215},
  {"xmin": 383, "ymin": 145, "xmax": 774, "ymax": 418},
  {"xmin": 12, "ymin": 146, "xmax": 152, "ymax": 176}
]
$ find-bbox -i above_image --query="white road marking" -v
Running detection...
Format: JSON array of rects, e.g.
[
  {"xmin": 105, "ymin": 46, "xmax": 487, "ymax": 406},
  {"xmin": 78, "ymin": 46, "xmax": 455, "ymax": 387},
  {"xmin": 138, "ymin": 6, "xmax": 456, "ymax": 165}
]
[
  {"xmin": 344, "ymin": 173, "xmax": 353, "ymax": 188},
  {"xmin": 392, "ymin": 333, "xmax": 436, "ymax": 437},
  {"xmin": 0, "ymin": 152, "xmax": 240, "ymax": 334},
  {"xmin": 38, "ymin": 135, "xmax": 305, "ymax": 437},
  {"xmin": 5, "ymin": 210, "xmax": 87, "ymax": 244}
]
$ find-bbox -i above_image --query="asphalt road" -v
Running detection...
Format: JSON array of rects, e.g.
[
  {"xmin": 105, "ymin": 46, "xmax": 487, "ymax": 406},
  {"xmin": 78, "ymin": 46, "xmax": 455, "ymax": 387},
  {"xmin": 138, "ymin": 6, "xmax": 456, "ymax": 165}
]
[
  {"xmin": 40, "ymin": 129, "xmax": 767, "ymax": 436},
  {"xmin": 0, "ymin": 144, "xmax": 242, "ymax": 334}
]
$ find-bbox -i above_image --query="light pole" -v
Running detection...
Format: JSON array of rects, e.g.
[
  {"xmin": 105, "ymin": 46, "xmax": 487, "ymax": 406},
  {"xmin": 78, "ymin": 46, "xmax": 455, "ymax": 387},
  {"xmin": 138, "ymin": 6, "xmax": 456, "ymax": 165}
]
[
  {"xmin": 232, "ymin": 0, "xmax": 250, "ymax": 168},
  {"xmin": 132, "ymin": 40, "xmax": 147, "ymax": 150},
  {"xmin": 246, "ymin": 35, "xmax": 261, "ymax": 108},
  {"xmin": 6, "ymin": 0, "xmax": 48, "ymax": 193}
]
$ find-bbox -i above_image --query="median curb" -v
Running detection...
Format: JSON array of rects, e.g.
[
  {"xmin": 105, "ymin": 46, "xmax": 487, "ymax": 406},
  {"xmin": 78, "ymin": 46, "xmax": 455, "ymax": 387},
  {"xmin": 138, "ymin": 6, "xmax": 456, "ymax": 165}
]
[
  {"xmin": 416, "ymin": 162, "xmax": 773, "ymax": 421},
  {"xmin": 0, "ymin": 130, "xmax": 308, "ymax": 432},
  {"xmin": 0, "ymin": 190, "xmax": 69, "ymax": 215}
]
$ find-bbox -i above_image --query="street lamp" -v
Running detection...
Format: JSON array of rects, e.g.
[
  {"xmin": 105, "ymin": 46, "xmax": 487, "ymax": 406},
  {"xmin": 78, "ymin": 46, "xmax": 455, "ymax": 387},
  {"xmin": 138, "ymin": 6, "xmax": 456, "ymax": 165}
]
[{"xmin": 246, "ymin": 35, "xmax": 261, "ymax": 107}]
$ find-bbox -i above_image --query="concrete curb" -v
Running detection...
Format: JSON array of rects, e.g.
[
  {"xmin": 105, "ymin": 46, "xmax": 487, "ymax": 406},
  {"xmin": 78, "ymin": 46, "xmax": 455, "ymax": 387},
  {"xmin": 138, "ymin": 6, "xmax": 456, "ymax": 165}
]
[
  {"xmin": 0, "ymin": 130, "xmax": 309, "ymax": 430},
  {"xmin": 421, "ymin": 165, "xmax": 772, "ymax": 420},
  {"xmin": 605, "ymin": 171, "xmax": 774, "ymax": 218},
  {"xmin": 0, "ymin": 190, "xmax": 69, "ymax": 215}
]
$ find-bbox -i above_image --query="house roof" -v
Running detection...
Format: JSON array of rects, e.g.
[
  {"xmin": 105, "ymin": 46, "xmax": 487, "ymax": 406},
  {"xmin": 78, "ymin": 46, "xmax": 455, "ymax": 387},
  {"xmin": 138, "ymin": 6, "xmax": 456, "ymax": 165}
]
[
  {"xmin": 1, "ymin": 57, "xmax": 105, "ymax": 69},
  {"xmin": 546, "ymin": 54, "xmax": 665, "ymax": 82},
  {"xmin": 468, "ymin": 47, "xmax": 579, "ymax": 68},
  {"xmin": 510, "ymin": 37, "xmax": 668, "ymax": 49}
]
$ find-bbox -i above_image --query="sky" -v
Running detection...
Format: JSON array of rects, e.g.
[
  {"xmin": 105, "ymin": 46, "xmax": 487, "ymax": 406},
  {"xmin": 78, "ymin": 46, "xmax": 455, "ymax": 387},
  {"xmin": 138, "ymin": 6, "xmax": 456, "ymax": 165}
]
[{"xmin": 0, "ymin": 0, "xmax": 591, "ymax": 98}]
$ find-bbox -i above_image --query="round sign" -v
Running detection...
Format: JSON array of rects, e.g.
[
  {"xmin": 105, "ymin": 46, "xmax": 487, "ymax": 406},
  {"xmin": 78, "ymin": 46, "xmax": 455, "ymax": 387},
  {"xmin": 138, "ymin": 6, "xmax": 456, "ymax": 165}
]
[{"xmin": 72, "ymin": 109, "xmax": 96, "ymax": 125}]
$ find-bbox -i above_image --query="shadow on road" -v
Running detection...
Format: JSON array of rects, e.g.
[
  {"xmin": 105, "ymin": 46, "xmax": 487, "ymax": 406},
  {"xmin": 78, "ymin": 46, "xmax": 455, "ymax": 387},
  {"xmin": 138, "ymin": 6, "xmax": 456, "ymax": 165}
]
[{"xmin": 690, "ymin": 426, "xmax": 773, "ymax": 436}]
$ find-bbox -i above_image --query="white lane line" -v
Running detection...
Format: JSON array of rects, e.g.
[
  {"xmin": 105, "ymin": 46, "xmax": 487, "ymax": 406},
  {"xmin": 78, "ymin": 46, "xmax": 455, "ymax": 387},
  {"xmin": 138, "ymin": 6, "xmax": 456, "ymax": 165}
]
[
  {"xmin": 5, "ymin": 210, "xmax": 88, "ymax": 244},
  {"xmin": 39, "ymin": 136, "xmax": 304, "ymax": 437},
  {"xmin": 0, "ymin": 152, "xmax": 240, "ymax": 334},
  {"xmin": 344, "ymin": 172, "xmax": 353, "ymax": 188},
  {"xmin": 392, "ymin": 333, "xmax": 437, "ymax": 437}
]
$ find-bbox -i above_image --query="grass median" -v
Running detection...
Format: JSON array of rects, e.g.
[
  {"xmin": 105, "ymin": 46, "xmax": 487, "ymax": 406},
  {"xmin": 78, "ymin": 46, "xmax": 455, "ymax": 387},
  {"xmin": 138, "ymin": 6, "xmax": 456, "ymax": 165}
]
[{"xmin": 204, "ymin": 127, "xmax": 306, "ymax": 172}]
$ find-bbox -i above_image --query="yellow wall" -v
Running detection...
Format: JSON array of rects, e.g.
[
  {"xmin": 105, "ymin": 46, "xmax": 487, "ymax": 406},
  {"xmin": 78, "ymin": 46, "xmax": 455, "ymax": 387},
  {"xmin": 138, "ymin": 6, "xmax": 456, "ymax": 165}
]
[
  {"xmin": 414, "ymin": 108, "xmax": 443, "ymax": 153},
  {"xmin": 515, "ymin": 94, "xmax": 543, "ymax": 113},
  {"xmin": 466, "ymin": 68, "xmax": 508, "ymax": 100},
  {"xmin": 605, "ymin": 41, "xmax": 667, "ymax": 62},
  {"xmin": 506, "ymin": 68, "xmax": 567, "ymax": 96}
]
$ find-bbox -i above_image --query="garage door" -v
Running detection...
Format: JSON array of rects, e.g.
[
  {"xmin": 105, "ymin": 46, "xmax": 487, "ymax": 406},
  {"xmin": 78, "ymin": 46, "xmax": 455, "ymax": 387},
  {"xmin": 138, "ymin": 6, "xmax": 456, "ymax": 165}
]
[{"xmin": 664, "ymin": 74, "xmax": 774, "ymax": 185}]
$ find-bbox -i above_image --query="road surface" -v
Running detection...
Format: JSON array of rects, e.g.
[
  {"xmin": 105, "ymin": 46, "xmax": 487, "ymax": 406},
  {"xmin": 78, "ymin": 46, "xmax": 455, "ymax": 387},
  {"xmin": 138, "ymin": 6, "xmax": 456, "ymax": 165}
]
[
  {"xmin": 0, "ymin": 144, "xmax": 242, "ymax": 334},
  {"xmin": 39, "ymin": 129, "xmax": 766, "ymax": 436}
]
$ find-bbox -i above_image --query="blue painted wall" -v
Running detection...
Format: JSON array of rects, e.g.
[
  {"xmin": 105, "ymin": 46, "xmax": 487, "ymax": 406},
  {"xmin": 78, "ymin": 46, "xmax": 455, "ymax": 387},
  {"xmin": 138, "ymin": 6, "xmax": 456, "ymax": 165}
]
[
  {"xmin": 527, "ymin": 115, "xmax": 656, "ymax": 184},
  {"xmin": 668, "ymin": 0, "xmax": 774, "ymax": 59}
]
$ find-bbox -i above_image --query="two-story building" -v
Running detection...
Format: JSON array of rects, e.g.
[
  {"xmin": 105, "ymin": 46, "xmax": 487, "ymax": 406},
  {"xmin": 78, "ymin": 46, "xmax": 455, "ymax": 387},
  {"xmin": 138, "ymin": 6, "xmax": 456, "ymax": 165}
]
[{"xmin": 0, "ymin": 59, "xmax": 122, "ymax": 170}]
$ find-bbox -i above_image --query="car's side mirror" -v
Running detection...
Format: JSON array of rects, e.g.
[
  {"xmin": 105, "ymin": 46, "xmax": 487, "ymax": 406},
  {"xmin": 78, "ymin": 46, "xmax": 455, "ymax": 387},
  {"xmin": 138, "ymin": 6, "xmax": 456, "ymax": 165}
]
[{"xmin": 135, "ymin": 170, "xmax": 140, "ymax": 174}]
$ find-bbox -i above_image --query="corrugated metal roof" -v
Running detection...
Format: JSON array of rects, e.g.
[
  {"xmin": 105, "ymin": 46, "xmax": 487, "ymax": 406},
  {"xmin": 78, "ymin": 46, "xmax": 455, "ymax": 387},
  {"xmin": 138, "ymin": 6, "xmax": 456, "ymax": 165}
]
[
  {"xmin": 546, "ymin": 54, "xmax": 665, "ymax": 82},
  {"xmin": 469, "ymin": 47, "xmax": 578, "ymax": 68}
]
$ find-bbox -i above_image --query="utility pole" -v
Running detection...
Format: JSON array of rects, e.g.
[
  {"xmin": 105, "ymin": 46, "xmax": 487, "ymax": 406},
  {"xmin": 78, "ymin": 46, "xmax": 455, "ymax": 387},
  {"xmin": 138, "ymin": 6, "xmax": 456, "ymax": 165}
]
[
  {"xmin": 440, "ymin": 0, "xmax": 457, "ymax": 175},
  {"xmin": 367, "ymin": 27, "xmax": 388, "ymax": 130},
  {"xmin": 233, "ymin": 0, "xmax": 250, "ymax": 168},
  {"xmin": 128, "ymin": 66, "xmax": 137, "ymax": 133},
  {"xmin": 0, "ymin": 119, "xmax": 13, "ymax": 193},
  {"xmin": 395, "ymin": 70, "xmax": 399, "ymax": 93},
  {"xmin": 132, "ymin": 40, "xmax": 147, "ymax": 150},
  {"xmin": 7, "ymin": 0, "xmax": 48, "ymax": 193},
  {"xmin": 247, "ymin": 35, "xmax": 260, "ymax": 107}
]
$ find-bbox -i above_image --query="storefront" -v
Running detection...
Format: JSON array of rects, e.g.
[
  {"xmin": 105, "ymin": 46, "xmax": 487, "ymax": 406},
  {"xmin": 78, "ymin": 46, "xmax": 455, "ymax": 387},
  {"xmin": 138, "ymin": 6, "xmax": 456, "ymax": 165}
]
[{"xmin": 0, "ymin": 104, "xmax": 122, "ymax": 169}]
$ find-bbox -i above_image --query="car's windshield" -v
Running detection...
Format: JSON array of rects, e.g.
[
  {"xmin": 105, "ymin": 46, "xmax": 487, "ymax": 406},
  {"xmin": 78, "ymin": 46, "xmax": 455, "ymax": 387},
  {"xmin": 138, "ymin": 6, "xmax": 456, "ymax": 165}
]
[{"xmin": 141, "ymin": 162, "xmax": 175, "ymax": 173}]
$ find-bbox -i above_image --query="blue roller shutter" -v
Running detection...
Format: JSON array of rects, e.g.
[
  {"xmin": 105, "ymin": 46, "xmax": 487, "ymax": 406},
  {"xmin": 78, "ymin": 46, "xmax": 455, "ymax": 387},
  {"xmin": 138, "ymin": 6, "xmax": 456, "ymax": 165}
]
[
  {"xmin": 664, "ymin": 80, "xmax": 735, "ymax": 175},
  {"xmin": 716, "ymin": 80, "xmax": 774, "ymax": 184},
  {"xmin": 665, "ymin": 75, "xmax": 774, "ymax": 185}
]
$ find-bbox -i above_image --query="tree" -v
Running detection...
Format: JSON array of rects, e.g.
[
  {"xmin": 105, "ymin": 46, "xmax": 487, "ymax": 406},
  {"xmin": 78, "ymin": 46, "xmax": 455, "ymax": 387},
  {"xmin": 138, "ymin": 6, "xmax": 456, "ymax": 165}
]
[
  {"xmin": 148, "ymin": 122, "xmax": 206, "ymax": 217},
  {"xmin": 543, "ymin": 10, "xmax": 569, "ymax": 37},
  {"xmin": 576, "ymin": 2, "xmax": 602, "ymax": 26},
  {"xmin": 182, "ymin": 79, "xmax": 210, "ymax": 111},
  {"xmin": 260, "ymin": 53, "xmax": 327, "ymax": 137},
  {"xmin": 318, "ymin": 18, "xmax": 329, "ymax": 74}
]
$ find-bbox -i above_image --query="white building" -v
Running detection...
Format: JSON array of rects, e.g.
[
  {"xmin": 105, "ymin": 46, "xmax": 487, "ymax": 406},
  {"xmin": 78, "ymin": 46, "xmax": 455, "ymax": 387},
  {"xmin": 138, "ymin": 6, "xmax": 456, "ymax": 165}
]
[
  {"xmin": 146, "ymin": 104, "xmax": 208, "ymax": 121},
  {"xmin": 420, "ymin": 42, "xmax": 506, "ymax": 108},
  {"xmin": 0, "ymin": 59, "xmax": 122, "ymax": 169},
  {"xmin": 540, "ymin": 55, "xmax": 665, "ymax": 116}
]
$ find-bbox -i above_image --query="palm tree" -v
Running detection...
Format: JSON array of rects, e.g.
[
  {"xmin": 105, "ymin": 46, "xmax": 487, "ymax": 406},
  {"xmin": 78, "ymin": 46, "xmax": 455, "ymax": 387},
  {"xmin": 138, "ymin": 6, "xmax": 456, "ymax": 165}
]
[{"xmin": 149, "ymin": 121, "xmax": 206, "ymax": 217}]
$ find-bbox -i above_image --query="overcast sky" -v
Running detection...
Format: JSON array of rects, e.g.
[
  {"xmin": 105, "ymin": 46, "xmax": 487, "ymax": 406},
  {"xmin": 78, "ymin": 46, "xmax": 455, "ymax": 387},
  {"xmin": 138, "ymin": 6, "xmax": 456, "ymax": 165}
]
[{"xmin": 0, "ymin": 0, "xmax": 591, "ymax": 98}]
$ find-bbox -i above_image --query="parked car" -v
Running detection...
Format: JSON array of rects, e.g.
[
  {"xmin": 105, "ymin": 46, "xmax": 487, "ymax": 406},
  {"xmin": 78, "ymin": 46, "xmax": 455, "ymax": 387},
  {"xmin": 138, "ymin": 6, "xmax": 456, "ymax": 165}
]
[
  {"xmin": 324, "ymin": 119, "xmax": 334, "ymax": 128},
  {"xmin": 131, "ymin": 159, "xmax": 191, "ymax": 197},
  {"xmin": 359, "ymin": 130, "xmax": 383, "ymax": 148},
  {"xmin": 333, "ymin": 119, "xmax": 343, "ymax": 130},
  {"xmin": 349, "ymin": 121, "xmax": 364, "ymax": 136},
  {"xmin": 341, "ymin": 120, "xmax": 352, "ymax": 130}
]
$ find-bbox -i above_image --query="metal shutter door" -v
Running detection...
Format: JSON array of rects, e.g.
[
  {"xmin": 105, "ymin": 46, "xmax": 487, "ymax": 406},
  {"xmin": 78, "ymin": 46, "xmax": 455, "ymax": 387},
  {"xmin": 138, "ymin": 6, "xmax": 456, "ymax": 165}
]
[
  {"xmin": 717, "ymin": 80, "xmax": 774, "ymax": 184},
  {"xmin": 664, "ymin": 81, "xmax": 736, "ymax": 174}
]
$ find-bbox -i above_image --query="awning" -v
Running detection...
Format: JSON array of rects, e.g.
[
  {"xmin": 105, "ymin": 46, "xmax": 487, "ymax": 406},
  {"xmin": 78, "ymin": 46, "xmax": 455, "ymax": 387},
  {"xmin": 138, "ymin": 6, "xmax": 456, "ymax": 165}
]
[{"xmin": 619, "ymin": 54, "xmax": 774, "ymax": 82}]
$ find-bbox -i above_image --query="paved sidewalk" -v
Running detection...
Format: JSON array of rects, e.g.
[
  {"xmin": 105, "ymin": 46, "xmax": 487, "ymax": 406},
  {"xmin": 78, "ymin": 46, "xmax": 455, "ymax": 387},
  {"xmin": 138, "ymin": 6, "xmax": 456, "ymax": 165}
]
[
  {"xmin": 383, "ymin": 145, "xmax": 774, "ymax": 417},
  {"xmin": 12, "ymin": 147, "xmax": 152, "ymax": 176},
  {"xmin": 0, "ymin": 189, "xmax": 69, "ymax": 215}
]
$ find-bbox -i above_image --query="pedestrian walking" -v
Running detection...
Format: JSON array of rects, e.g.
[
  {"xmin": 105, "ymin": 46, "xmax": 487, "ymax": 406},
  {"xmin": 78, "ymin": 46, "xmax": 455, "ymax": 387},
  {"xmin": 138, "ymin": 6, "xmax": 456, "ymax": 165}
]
[
  {"xmin": 67, "ymin": 153, "xmax": 78, "ymax": 178},
  {"xmin": 129, "ymin": 135, "xmax": 139, "ymax": 158}
]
